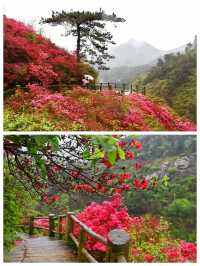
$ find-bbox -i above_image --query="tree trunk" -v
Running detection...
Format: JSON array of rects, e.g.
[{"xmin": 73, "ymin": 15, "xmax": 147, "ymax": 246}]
[{"xmin": 76, "ymin": 24, "xmax": 81, "ymax": 63}]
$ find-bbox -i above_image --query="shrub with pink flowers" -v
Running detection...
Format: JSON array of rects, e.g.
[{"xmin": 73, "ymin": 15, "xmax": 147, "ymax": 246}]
[
  {"xmin": 4, "ymin": 16, "xmax": 82, "ymax": 90},
  {"xmin": 73, "ymin": 194, "xmax": 133, "ymax": 252},
  {"xmin": 72, "ymin": 196, "xmax": 196, "ymax": 262},
  {"xmin": 5, "ymin": 87, "xmax": 196, "ymax": 131}
]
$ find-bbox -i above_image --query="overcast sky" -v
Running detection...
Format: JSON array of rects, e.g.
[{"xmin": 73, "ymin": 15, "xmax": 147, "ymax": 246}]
[{"xmin": 3, "ymin": 0, "xmax": 198, "ymax": 52}]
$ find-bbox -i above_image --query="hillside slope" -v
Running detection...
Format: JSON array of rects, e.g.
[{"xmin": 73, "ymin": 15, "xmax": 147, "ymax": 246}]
[
  {"xmin": 3, "ymin": 17, "xmax": 196, "ymax": 131},
  {"xmin": 4, "ymin": 16, "xmax": 96, "ymax": 93},
  {"xmin": 124, "ymin": 135, "xmax": 196, "ymax": 242},
  {"xmin": 137, "ymin": 46, "xmax": 197, "ymax": 122}
]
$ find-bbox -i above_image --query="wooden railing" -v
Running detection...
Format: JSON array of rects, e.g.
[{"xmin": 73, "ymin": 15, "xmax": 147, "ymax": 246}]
[
  {"xmin": 85, "ymin": 82, "xmax": 146, "ymax": 95},
  {"xmin": 5, "ymin": 82, "xmax": 146, "ymax": 96},
  {"xmin": 22, "ymin": 212, "xmax": 130, "ymax": 263}
]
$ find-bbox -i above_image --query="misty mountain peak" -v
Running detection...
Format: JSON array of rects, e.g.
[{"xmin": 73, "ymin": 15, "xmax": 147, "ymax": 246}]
[{"xmin": 126, "ymin": 38, "xmax": 146, "ymax": 47}]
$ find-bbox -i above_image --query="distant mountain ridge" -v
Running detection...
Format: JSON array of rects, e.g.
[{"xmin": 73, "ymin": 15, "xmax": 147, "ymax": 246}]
[
  {"xmin": 108, "ymin": 38, "xmax": 186, "ymax": 68},
  {"xmin": 99, "ymin": 38, "xmax": 187, "ymax": 82}
]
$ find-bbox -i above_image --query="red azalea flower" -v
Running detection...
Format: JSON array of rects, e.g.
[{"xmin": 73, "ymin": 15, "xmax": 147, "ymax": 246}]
[
  {"xmin": 133, "ymin": 178, "xmax": 141, "ymax": 190},
  {"xmin": 15, "ymin": 240, "xmax": 23, "ymax": 246},
  {"xmin": 134, "ymin": 162, "xmax": 142, "ymax": 170},
  {"xmin": 51, "ymin": 164, "xmax": 62, "ymax": 173},
  {"xmin": 118, "ymin": 141, "xmax": 126, "ymax": 148},
  {"xmin": 41, "ymin": 193, "xmax": 49, "ymax": 203},
  {"xmin": 144, "ymin": 254, "xmax": 154, "ymax": 262},
  {"xmin": 121, "ymin": 184, "xmax": 131, "ymax": 190},
  {"xmin": 126, "ymin": 151, "xmax": 135, "ymax": 160},
  {"xmin": 51, "ymin": 194, "xmax": 60, "ymax": 202},
  {"xmin": 135, "ymin": 141, "xmax": 142, "ymax": 150},
  {"xmin": 101, "ymin": 158, "xmax": 112, "ymax": 168},
  {"xmin": 140, "ymin": 179, "xmax": 148, "ymax": 189}
]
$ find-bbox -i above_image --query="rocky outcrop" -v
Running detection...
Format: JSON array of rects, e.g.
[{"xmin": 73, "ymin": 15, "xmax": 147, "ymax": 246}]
[{"xmin": 145, "ymin": 155, "xmax": 196, "ymax": 180}]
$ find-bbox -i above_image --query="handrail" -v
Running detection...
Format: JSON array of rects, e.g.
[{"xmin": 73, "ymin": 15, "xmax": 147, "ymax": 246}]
[
  {"xmin": 70, "ymin": 214, "xmax": 107, "ymax": 245},
  {"xmin": 20, "ymin": 212, "xmax": 130, "ymax": 263},
  {"xmin": 4, "ymin": 82, "xmax": 146, "ymax": 96},
  {"xmin": 66, "ymin": 212, "xmax": 130, "ymax": 262}
]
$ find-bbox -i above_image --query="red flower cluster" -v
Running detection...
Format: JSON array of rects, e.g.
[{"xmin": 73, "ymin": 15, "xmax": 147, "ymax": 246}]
[
  {"xmin": 73, "ymin": 194, "xmax": 133, "ymax": 252},
  {"xmin": 73, "ymin": 184, "xmax": 95, "ymax": 193},
  {"xmin": 144, "ymin": 254, "xmax": 155, "ymax": 262},
  {"xmin": 133, "ymin": 178, "xmax": 148, "ymax": 190},
  {"xmin": 125, "ymin": 94, "xmax": 196, "ymax": 131},
  {"xmin": 163, "ymin": 241, "xmax": 196, "ymax": 262},
  {"xmin": 9, "ymin": 84, "xmax": 86, "ymax": 124},
  {"xmin": 126, "ymin": 151, "xmax": 134, "ymax": 160},
  {"xmin": 34, "ymin": 218, "xmax": 49, "ymax": 230},
  {"xmin": 4, "ymin": 16, "xmax": 80, "ymax": 89},
  {"xmin": 41, "ymin": 193, "xmax": 60, "ymax": 204}
]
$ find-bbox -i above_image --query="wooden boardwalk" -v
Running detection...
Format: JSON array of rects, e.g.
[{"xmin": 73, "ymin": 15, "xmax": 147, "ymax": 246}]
[{"xmin": 6, "ymin": 236, "xmax": 77, "ymax": 262}]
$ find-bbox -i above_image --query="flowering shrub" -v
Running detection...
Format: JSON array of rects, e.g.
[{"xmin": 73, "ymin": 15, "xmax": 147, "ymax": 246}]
[
  {"xmin": 15, "ymin": 240, "xmax": 23, "ymax": 246},
  {"xmin": 7, "ymin": 84, "xmax": 86, "ymax": 127},
  {"xmin": 73, "ymin": 194, "xmax": 133, "ymax": 252},
  {"xmin": 124, "ymin": 94, "xmax": 196, "ymax": 131},
  {"xmin": 34, "ymin": 218, "xmax": 49, "ymax": 230},
  {"xmin": 5, "ymin": 88, "xmax": 196, "ymax": 131},
  {"xmin": 30, "ymin": 195, "xmax": 196, "ymax": 262},
  {"xmin": 72, "ymin": 196, "xmax": 196, "ymax": 262},
  {"xmin": 129, "ymin": 215, "xmax": 196, "ymax": 263},
  {"xmin": 4, "ymin": 16, "xmax": 81, "ymax": 89}
]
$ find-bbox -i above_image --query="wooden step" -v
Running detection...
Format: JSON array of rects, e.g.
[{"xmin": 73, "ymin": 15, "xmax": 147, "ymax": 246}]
[{"xmin": 6, "ymin": 236, "xmax": 77, "ymax": 262}]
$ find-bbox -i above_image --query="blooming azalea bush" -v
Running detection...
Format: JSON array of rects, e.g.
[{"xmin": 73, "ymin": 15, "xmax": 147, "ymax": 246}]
[
  {"xmin": 73, "ymin": 194, "xmax": 133, "ymax": 252},
  {"xmin": 34, "ymin": 218, "xmax": 49, "ymax": 230},
  {"xmin": 4, "ymin": 16, "xmax": 81, "ymax": 90},
  {"xmin": 5, "ymin": 87, "xmax": 196, "ymax": 131},
  {"xmin": 72, "ymin": 195, "xmax": 196, "ymax": 262},
  {"xmin": 129, "ymin": 215, "xmax": 196, "ymax": 263}
]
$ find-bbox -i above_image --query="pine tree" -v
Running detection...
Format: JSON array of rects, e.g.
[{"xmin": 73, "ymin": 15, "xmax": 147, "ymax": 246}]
[{"xmin": 40, "ymin": 9, "xmax": 125, "ymax": 70}]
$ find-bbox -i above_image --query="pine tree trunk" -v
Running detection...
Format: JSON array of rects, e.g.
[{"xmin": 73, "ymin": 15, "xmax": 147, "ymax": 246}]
[{"xmin": 76, "ymin": 24, "xmax": 81, "ymax": 63}]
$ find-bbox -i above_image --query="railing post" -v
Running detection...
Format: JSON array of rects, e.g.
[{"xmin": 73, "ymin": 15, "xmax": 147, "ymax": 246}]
[
  {"xmin": 29, "ymin": 216, "xmax": 34, "ymax": 236},
  {"xmin": 66, "ymin": 212, "xmax": 75, "ymax": 244},
  {"xmin": 143, "ymin": 86, "xmax": 146, "ymax": 95},
  {"xmin": 136, "ymin": 84, "xmax": 139, "ymax": 93},
  {"xmin": 78, "ymin": 227, "xmax": 85, "ymax": 261},
  {"xmin": 49, "ymin": 213, "xmax": 56, "ymax": 237},
  {"xmin": 107, "ymin": 229, "xmax": 130, "ymax": 262},
  {"xmin": 121, "ymin": 83, "xmax": 126, "ymax": 95},
  {"xmin": 58, "ymin": 214, "xmax": 66, "ymax": 240}
]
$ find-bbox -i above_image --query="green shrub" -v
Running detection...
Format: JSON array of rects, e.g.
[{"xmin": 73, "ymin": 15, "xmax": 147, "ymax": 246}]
[{"xmin": 4, "ymin": 108, "xmax": 56, "ymax": 131}]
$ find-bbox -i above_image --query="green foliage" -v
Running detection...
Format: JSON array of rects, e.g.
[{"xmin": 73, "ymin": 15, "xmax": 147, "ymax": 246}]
[
  {"xmin": 142, "ymin": 48, "xmax": 196, "ymax": 122},
  {"xmin": 129, "ymin": 215, "xmax": 175, "ymax": 263},
  {"xmin": 139, "ymin": 135, "xmax": 196, "ymax": 160},
  {"xmin": 4, "ymin": 164, "xmax": 38, "ymax": 255},
  {"xmin": 167, "ymin": 198, "xmax": 195, "ymax": 218},
  {"xmin": 4, "ymin": 108, "xmax": 56, "ymax": 131},
  {"xmin": 36, "ymin": 193, "xmax": 69, "ymax": 215},
  {"xmin": 124, "ymin": 175, "xmax": 196, "ymax": 242}
]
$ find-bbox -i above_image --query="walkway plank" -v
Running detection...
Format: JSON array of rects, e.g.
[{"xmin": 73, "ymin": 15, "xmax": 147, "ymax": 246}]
[{"xmin": 6, "ymin": 236, "xmax": 77, "ymax": 262}]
